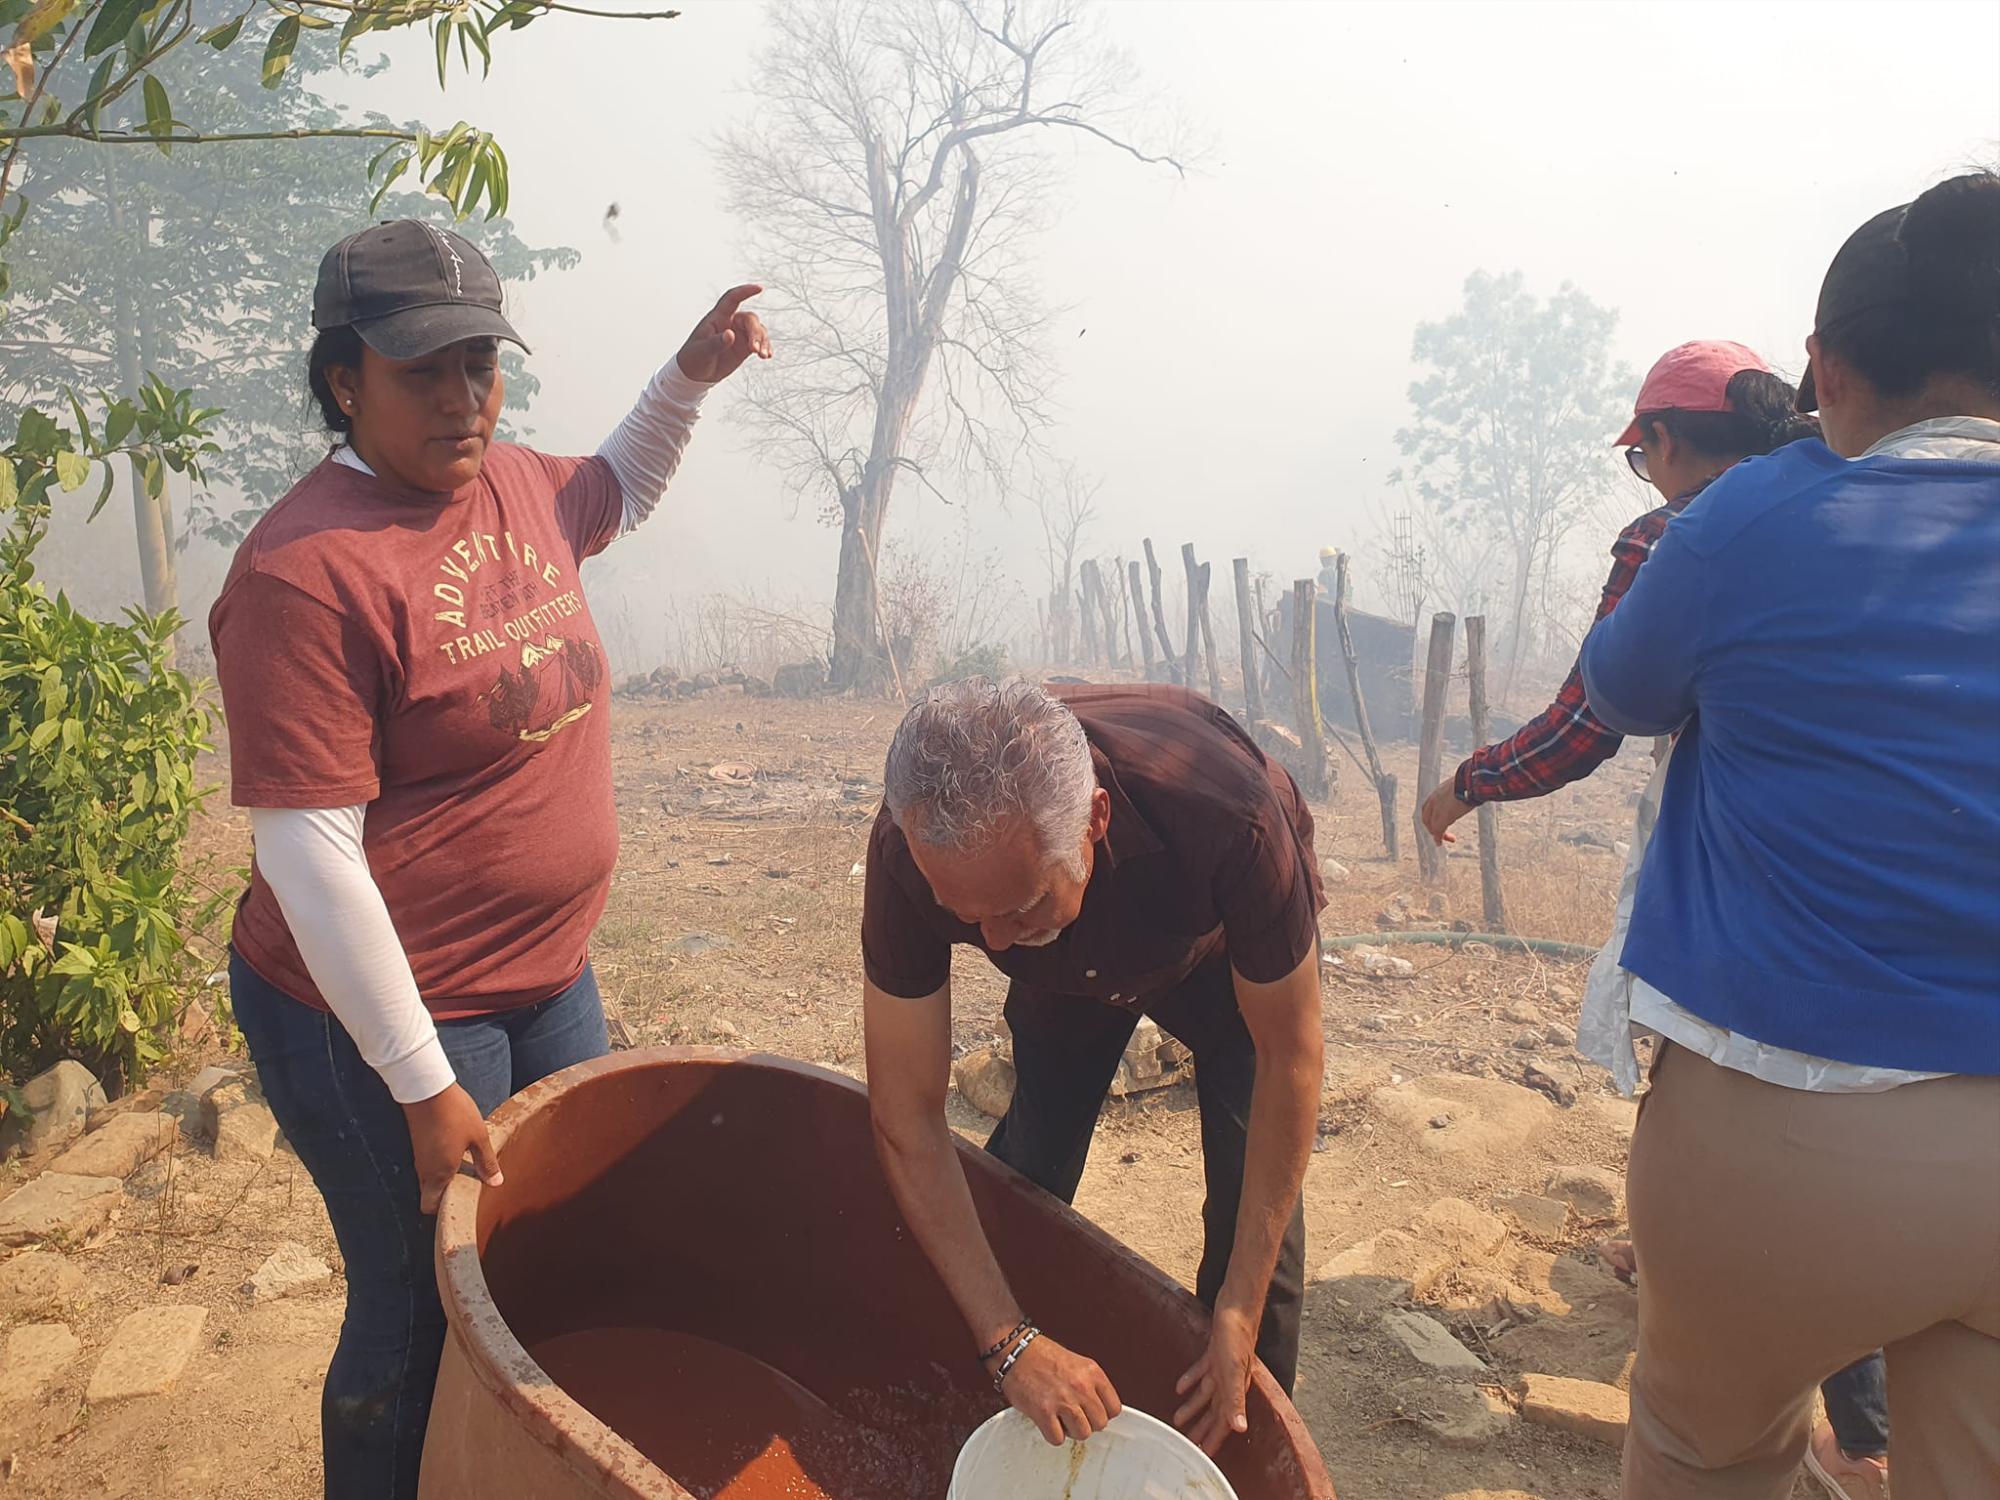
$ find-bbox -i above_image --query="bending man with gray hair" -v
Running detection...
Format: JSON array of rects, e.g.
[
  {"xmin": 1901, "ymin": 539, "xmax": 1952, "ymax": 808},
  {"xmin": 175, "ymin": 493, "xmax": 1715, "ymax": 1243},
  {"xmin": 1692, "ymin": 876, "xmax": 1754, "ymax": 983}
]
[{"xmin": 862, "ymin": 678, "xmax": 1326, "ymax": 1458}]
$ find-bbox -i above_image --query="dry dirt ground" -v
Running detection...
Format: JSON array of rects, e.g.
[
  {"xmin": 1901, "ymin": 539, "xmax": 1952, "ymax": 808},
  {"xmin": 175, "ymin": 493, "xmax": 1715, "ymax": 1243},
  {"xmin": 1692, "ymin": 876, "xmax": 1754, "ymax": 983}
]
[{"xmin": 0, "ymin": 692, "xmax": 1817, "ymax": 1500}]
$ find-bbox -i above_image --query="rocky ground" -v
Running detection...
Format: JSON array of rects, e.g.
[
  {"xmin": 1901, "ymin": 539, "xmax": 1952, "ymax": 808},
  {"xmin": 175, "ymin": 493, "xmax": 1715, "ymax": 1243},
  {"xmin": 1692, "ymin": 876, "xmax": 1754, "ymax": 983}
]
[{"xmin": 0, "ymin": 692, "xmax": 1818, "ymax": 1500}]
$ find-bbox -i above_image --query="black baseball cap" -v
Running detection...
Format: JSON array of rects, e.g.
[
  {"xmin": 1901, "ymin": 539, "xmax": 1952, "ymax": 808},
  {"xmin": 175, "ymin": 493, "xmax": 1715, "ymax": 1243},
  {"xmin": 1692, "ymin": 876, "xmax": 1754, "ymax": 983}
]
[
  {"xmin": 1797, "ymin": 203, "xmax": 1909, "ymax": 413},
  {"xmin": 312, "ymin": 219, "xmax": 529, "ymax": 360}
]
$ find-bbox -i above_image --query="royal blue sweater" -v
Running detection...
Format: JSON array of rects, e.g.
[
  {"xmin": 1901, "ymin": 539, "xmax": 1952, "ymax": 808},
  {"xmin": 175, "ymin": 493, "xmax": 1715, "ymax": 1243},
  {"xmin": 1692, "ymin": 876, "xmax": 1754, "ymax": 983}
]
[{"xmin": 1580, "ymin": 437, "xmax": 2000, "ymax": 1075}]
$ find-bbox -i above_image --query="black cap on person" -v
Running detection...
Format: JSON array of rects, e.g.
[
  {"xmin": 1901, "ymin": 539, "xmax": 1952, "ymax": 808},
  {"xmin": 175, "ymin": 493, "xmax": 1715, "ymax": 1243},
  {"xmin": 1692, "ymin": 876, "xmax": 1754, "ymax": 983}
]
[
  {"xmin": 1797, "ymin": 204, "xmax": 1909, "ymax": 413},
  {"xmin": 312, "ymin": 219, "xmax": 529, "ymax": 359}
]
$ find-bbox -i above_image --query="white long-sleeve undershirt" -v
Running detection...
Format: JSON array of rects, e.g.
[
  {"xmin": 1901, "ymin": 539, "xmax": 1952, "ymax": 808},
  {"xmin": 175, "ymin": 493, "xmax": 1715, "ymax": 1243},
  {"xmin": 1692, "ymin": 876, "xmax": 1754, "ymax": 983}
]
[{"xmin": 252, "ymin": 358, "xmax": 708, "ymax": 1102}]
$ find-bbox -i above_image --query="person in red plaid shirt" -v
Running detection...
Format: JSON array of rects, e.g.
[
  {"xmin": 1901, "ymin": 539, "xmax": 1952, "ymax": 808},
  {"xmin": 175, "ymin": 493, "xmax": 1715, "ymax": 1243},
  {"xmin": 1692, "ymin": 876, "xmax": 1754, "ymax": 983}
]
[{"xmin": 1420, "ymin": 340, "xmax": 1819, "ymax": 844}]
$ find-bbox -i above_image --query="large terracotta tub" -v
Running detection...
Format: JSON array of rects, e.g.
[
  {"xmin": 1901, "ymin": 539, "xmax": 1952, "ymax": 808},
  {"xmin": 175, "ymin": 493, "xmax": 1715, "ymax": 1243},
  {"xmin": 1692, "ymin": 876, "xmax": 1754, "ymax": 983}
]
[{"xmin": 420, "ymin": 1048, "xmax": 1336, "ymax": 1499}]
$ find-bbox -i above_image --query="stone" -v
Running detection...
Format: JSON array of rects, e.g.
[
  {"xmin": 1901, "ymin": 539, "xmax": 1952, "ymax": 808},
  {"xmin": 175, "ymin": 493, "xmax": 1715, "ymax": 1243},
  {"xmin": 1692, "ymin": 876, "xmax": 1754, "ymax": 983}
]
[
  {"xmin": 187, "ymin": 1065, "xmax": 241, "ymax": 1099},
  {"xmin": 1319, "ymin": 858, "xmax": 1351, "ymax": 883},
  {"xmin": 213, "ymin": 1101, "xmax": 280, "ymax": 1163},
  {"xmin": 0, "ymin": 1249, "xmax": 85, "ymax": 1317},
  {"xmin": 47, "ymin": 1112, "xmax": 174, "ymax": 1180},
  {"xmin": 243, "ymin": 1242, "xmax": 333, "ymax": 1304},
  {"xmin": 772, "ymin": 661, "xmax": 823, "ymax": 698},
  {"xmin": 1381, "ymin": 1308, "xmax": 1487, "ymax": 1374},
  {"xmin": 1543, "ymin": 1022, "xmax": 1576, "ymax": 1049},
  {"xmin": 1350, "ymin": 946, "xmax": 1417, "ymax": 980},
  {"xmin": 1396, "ymin": 1378, "xmax": 1515, "ymax": 1448},
  {"xmin": 1501, "ymin": 1001, "xmax": 1543, "ymax": 1025},
  {"xmin": 1493, "ymin": 1192, "xmax": 1570, "ymax": 1241},
  {"xmin": 0, "ymin": 1173, "xmax": 122, "ymax": 1248},
  {"xmin": 1584, "ymin": 1093, "xmax": 1638, "ymax": 1149},
  {"xmin": 669, "ymin": 931, "xmax": 732, "ymax": 957},
  {"xmin": 124, "ymin": 1153, "xmax": 184, "ymax": 1204},
  {"xmin": 0, "ymin": 1060, "xmax": 106, "ymax": 1158},
  {"xmin": 1368, "ymin": 1074, "xmax": 1554, "ymax": 1161},
  {"xmin": 1546, "ymin": 1165, "xmax": 1625, "ymax": 1220},
  {"xmin": 1519, "ymin": 1372, "xmax": 1629, "ymax": 1446},
  {"xmin": 954, "ymin": 1046, "xmax": 1016, "ymax": 1119},
  {"xmin": 0, "ymin": 1322, "xmax": 81, "ymax": 1406},
  {"xmin": 1319, "ymin": 1227, "xmax": 1454, "ymax": 1301},
  {"xmin": 707, "ymin": 1015, "xmax": 742, "ymax": 1043},
  {"xmin": 1511, "ymin": 1029, "xmax": 1543, "ymax": 1051},
  {"xmin": 1412, "ymin": 1198, "xmax": 1510, "ymax": 1263},
  {"xmin": 87, "ymin": 1305, "xmax": 208, "ymax": 1405},
  {"xmin": 1108, "ymin": 1017, "xmax": 1191, "ymax": 1097}
]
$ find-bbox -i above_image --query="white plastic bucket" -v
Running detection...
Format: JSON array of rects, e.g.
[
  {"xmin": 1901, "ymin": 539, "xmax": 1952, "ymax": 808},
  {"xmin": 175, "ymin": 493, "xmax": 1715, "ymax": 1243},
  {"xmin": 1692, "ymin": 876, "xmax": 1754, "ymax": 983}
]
[{"xmin": 948, "ymin": 1407, "xmax": 1239, "ymax": 1500}]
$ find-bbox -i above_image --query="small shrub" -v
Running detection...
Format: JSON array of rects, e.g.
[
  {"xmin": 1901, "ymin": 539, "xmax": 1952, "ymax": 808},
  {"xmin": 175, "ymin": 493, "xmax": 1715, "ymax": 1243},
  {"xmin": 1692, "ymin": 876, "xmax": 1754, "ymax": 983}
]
[
  {"xmin": 2, "ymin": 451, "xmax": 224, "ymax": 1086},
  {"xmin": 927, "ymin": 642, "xmax": 1009, "ymax": 688}
]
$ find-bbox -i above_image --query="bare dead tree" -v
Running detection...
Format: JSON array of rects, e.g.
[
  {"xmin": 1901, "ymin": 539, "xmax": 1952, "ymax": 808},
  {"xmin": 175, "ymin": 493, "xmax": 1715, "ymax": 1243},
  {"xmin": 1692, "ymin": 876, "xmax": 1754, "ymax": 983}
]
[
  {"xmin": 1036, "ymin": 462, "xmax": 1099, "ymax": 665},
  {"xmin": 718, "ymin": 0, "xmax": 1183, "ymax": 690}
]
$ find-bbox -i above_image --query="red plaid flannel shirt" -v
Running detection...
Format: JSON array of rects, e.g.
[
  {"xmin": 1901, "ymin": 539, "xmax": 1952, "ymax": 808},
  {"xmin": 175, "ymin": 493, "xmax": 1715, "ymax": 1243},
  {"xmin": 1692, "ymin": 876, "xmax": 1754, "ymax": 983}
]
[{"xmin": 1453, "ymin": 489, "xmax": 1701, "ymax": 807}]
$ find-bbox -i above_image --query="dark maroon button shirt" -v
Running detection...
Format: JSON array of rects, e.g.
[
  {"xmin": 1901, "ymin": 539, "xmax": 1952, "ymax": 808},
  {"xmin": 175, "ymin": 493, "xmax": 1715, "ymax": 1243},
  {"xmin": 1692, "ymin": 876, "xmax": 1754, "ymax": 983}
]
[{"xmin": 862, "ymin": 684, "xmax": 1325, "ymax": 1007}]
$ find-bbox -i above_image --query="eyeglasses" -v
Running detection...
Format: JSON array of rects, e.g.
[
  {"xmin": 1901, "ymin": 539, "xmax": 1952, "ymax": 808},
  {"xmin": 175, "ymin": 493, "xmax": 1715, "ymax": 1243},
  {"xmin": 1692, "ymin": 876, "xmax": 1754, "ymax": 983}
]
[{"xmin": 1625, "ymin": 446, "xmax": 1650, "ymax": 482}]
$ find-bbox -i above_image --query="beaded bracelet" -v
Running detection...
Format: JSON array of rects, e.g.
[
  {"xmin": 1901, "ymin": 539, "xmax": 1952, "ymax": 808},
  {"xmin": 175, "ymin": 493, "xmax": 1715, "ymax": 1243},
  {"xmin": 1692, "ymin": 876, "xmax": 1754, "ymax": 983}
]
[
  {"xmin": 992, "ymin": 1327, "xmax": 1040, "ymax": 1393},
  {"xmin": 978, "ymin": 1319, "xmax": 1032, "ymax": 1366}
]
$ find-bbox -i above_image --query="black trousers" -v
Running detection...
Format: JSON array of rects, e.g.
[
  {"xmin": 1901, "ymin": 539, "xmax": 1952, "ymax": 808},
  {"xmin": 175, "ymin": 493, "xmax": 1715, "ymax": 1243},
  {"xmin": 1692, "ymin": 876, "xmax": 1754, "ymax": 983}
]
[{"xmin": 985, "ymin": 952, "xmax": 1307, "ymax": 1392}]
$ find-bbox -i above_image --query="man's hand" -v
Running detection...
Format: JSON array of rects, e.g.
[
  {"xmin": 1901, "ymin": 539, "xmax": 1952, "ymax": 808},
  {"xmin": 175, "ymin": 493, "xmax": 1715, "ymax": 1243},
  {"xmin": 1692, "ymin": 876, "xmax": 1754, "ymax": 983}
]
[
  {"xmin": 1173, "ymin": 1303, "xmax": 1257, "ymax": 1456},
  {"xmin": 402, "ymin": 1083, "xmax": 502, "ymax": 1215},
  {"xmin": 1420, "ymin": 780, "xmax": 1475, "ymax": 845},
  {"xmin": 993, "ymin": 1334, "xmax": 1122, "ymax": 1445},
  {"xmin": 674, "ymin": 284, "xmax": 772, "ymax": 385}
]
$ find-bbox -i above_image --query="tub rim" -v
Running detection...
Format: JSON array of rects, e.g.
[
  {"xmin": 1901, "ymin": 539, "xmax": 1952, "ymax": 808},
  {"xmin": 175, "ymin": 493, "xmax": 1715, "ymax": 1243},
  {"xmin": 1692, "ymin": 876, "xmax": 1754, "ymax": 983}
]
[{"xmin": 432, "ymin": 1045, "xmax": 1333, "ymax": 1498}]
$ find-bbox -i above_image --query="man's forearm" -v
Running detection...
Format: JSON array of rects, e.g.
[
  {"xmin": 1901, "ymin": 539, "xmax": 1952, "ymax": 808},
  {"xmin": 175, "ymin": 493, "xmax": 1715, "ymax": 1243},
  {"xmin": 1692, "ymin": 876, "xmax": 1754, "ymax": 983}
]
[
  {"xmin": 1217, "ymin": 1033, "xmax": 1320, "ymax": 1321},
  {"xmin": 872, "ymin": 1114, "xmax": 1024, "ymax": 1350}
]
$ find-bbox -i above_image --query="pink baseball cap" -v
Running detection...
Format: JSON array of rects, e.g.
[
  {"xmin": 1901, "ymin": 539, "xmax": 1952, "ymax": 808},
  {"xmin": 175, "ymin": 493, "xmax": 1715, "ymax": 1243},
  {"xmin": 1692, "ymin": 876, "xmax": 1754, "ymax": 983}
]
[{"xmin": 1614, "ymin": 340, "xmax": 1773, "ymax": 447}]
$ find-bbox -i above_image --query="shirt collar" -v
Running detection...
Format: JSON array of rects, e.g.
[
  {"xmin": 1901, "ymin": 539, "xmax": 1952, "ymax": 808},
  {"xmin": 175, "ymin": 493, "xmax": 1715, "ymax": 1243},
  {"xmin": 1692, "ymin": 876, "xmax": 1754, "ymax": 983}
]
[
  {"xmin": 1092, "ymin": 745, "xmax": 1163, "ymax": 868},
  {"xmin": 1861, "ymin": 416, "xmax": 2000, "ymax": 461}
]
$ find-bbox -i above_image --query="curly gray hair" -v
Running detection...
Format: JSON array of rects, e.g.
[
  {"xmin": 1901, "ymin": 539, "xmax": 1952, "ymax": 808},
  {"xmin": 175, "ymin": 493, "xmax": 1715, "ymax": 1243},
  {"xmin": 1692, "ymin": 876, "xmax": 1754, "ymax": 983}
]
[{"xmin": 883, "ymin": 677, "xmax": 1096, "ymax": 879}]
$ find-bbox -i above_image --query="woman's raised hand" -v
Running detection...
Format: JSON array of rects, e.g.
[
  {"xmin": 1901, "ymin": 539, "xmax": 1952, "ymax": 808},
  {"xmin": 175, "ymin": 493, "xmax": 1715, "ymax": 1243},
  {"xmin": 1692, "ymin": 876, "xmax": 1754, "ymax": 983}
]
[{"xmin": 675, "ymin": 284, "xmax": 772, "ymax": 385}]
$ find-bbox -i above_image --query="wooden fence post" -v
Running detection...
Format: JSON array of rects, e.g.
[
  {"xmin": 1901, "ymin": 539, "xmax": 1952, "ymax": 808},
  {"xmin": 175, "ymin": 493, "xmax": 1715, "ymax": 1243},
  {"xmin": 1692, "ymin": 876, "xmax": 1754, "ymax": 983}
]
[
  {"xmin": 1095, "ymin": 565, "xmax": 1121, "ymax": 669},
  {"xmin": 1464, "ymin": 615, "xmax": 1509, "ymax": 930},
  {"xmin": 1232, "ymin": 558, "xmax": 1264, "ymax": 724},
  {"xmin": 1414, "ymin": 610, "xmax": 1456, "ymax": 882},
  {"xmin": 1181, "ymin": 544, "xmax": 1203, "ymax": 689},
  {"xmin": 1197, "ymin": 563, "xmax": 1222, "ymax": 701},
  {"xmin": 1142, "ymin": 539, "xmax": 1180, "ymax": 678},
  {"xmin": 1333, "ymin": 554, "xmax": 1399, "ymax": 861},
  {"xmin": 1127, "ymin": 559, "xmax": 1153, "ymax": 677},
  {"xmin": 1077, "ymin": 561, "xmax": 1102, "ymax": 666},
  {"xmin": 1290, "ymin": 579, "xmax": 1329, "ymax": 798}
]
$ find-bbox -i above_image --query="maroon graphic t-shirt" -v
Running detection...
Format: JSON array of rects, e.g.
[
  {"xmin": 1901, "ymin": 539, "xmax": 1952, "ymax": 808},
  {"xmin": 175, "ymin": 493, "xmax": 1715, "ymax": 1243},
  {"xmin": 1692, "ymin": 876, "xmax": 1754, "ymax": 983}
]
[{"xmin": 210, "ymin": 443, "xmax": 625, "ymax": 1018}]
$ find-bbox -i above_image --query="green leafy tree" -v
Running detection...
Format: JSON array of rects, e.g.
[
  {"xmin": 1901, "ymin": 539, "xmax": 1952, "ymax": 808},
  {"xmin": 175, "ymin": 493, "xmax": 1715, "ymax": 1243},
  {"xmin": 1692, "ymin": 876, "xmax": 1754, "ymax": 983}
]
[
  {"xmin": 1394, "ymin": 270, "xmax": 1630, "ymax": 696},
  {"xmin": 2, "ymin": 12, "xmax": 587, "ymax": 615}
]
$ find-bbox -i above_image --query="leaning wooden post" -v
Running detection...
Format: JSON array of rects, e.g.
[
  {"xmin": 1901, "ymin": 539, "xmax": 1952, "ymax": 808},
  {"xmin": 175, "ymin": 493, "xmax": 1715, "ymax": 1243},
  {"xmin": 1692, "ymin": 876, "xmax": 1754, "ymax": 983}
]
[
  {"xmin": 1126, "ymin": 559, "xmax": 1154, "ymax": 677},
  {"xmin": 1290, "ymin": 579, "xmax": 1329, "ymax": 798},
  {"xmin": 1232, "ymin": 558, "xmax": 1265, "ymax": 724},
  {"xmin": 1464, "ymin": 615, "xmax": 1509, "ymax": 930},
  {"xmin": 1414, "ymin": 610, "xmax": 1457, "ymax": 882},
  {"xmin": 1196, "ymin": 563, "xmax": 1223, "ymax": 702},
  {"xmin": 1333, "ymin": 553, "xmax": 1398, "ymax": 861},
  {"xmin": 1181, "ymin": 544, "xmax": 1202, "ymax": 688},
  {"xmin": 1142, "ymin": 539, "xmax": 1180, "ymax": 679}
]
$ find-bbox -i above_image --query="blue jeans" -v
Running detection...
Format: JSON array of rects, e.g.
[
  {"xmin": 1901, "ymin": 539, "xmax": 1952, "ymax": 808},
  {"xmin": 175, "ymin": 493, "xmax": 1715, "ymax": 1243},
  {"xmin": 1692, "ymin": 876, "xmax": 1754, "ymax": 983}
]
[
  {"xmin": 1824, "ymin": 1352, "xmax": 1889, "ymax": 1459},
  {"xmin": 229, "ymin": 951, "xmax": 608, "ymax": 1500}
]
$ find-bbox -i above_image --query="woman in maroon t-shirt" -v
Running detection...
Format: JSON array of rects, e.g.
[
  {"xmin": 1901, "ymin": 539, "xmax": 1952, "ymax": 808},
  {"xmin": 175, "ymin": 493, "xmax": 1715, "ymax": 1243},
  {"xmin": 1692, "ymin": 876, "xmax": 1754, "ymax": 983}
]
[{"xmin": 210, "ymin": 220, "xmax": 768, "ymax": 1500}]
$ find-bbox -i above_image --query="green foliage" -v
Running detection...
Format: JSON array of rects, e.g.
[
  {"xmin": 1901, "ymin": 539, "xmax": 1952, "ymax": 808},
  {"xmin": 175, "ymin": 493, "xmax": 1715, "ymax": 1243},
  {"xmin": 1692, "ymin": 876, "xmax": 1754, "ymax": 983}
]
[
  {"xmin": 1, "ymin": 391, "xmax": 225, "ymax": 1082},
  {"xmin": 0, "ymin": 37, "xmax": 574, "ymax": 546}
]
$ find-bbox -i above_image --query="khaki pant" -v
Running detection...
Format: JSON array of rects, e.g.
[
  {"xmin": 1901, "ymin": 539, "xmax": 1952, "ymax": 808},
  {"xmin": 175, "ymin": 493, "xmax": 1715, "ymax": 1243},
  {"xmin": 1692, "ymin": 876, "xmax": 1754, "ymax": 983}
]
[{"xmin": 1624, "ymin": 1043, "xmax": 2000, "ymax": 1499}]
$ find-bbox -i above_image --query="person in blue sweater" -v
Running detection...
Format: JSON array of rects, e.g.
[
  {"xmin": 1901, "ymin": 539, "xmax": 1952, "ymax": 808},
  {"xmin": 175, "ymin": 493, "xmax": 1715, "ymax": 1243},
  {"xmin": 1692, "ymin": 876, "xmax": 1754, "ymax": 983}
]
[{"xmin": 1579, "ymin": 171, "xmax": 2000, "ymax": 1499}]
